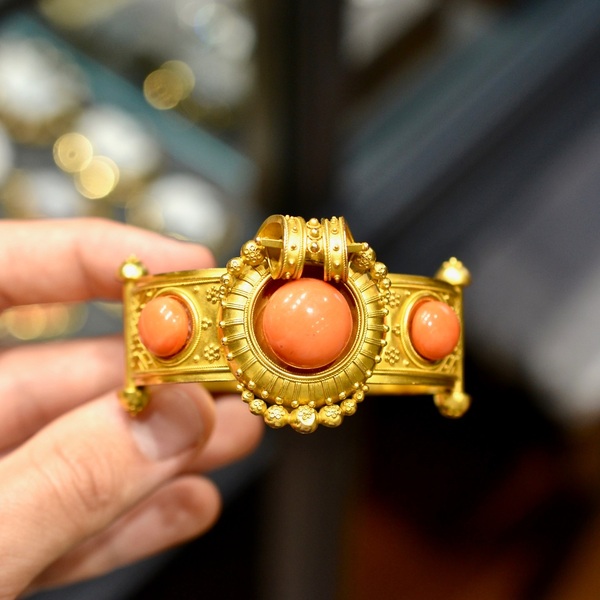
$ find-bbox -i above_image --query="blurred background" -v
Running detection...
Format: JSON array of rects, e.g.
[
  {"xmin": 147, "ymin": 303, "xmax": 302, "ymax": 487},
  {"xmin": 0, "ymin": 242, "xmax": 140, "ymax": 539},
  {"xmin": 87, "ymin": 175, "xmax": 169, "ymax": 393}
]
[{"xmin": 1, "ymin": 0, "xmax": 600, "ymax": 598}]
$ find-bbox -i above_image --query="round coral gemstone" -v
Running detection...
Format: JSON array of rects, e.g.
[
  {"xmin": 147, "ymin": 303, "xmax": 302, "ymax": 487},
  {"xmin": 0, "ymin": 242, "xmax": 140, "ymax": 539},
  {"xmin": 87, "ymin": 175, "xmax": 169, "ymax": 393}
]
[
  {"xmin": 262, "ymin": 278, "xmax": 353, "ymax": 369},
  {"xmin": 410, "ymin": 300, "xmax": 460, "ymax": 361},
  {"xmin": 138, "ymin": 295, "xmax": 190, "ymax": 358}
]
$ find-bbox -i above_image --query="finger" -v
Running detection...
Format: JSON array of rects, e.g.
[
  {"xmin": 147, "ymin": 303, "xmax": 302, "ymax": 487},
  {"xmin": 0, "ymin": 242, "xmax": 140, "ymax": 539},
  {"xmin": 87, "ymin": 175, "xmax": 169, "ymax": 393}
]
[
  {"xmin": 31, "ymin": 476, "xmax": 221, "ymax": 591},
  {"xmin": 190, "ymin": 395, "xmax": 265, "ymax": 474},
  {"xmin": 0, "ymin": 218, "xmax": 214, "ymax": 310},
  {"xmin": 0, "ymin": 383, "xmax": 216, "ymax": 598},
  {"xmin": 0, "ymin": 336, "xmax": 124, "ymax": 451}
]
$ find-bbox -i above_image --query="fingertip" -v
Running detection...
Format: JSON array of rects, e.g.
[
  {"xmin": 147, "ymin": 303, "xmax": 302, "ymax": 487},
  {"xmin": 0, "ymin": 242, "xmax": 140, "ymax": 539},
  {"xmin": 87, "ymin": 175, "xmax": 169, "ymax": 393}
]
[
  {"xmin": 216, "ymin": 394, "xmax": 265, "ymax": 455},
  {"xmin": 178, "ymin": 476, "xmax": 223, "ymax": 536},
  {"xmin": 219, "ymin": 394, "xmax": 265, "ymax": 447},
  {"xmin": 129, "ymin": 383, "xmax": 217, "ymax": 462},
  {"xmin": 139, "ymin": 234, "xmax": 217, "ymax": 274},
  {"xmin": 191, "ymin": 395, "xmax": 265, "ymax": 473},
  {"xmin": 0, "ymin": 218, "xmax": 217, "ymax": 308},
  {"xmin": 29, "ymin": 476, "xmax": 224, "ymax": 591}
]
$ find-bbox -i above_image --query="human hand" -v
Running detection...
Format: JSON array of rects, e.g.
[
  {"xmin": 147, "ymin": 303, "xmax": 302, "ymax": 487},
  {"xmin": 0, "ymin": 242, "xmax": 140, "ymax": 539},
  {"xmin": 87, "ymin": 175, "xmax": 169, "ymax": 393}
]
[{"xmin": 0, "ymin": 219, "xmax": 263, "ymax": 599}]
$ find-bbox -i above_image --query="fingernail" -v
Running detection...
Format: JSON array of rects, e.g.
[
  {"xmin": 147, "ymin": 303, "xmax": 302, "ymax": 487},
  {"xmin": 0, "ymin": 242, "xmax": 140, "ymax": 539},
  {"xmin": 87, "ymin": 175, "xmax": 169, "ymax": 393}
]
[{"xmin": 130, "ymin": 385, "xmax": 205, "ymax": 461}]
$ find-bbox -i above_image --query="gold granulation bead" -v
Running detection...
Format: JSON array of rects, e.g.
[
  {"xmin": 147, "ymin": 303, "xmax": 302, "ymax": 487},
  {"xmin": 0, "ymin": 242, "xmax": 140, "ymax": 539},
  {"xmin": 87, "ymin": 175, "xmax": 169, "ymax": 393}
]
[
  {"xmin": 436, "ymin": 257, "xmax": 471, "ymax": 287},
  {"xmin": 434, "ymin": 391, "xmax": 471, "ymax": 418},
  {"xmin": 119, "ymin": 256, "xmax": 148, "ymax": 281}
]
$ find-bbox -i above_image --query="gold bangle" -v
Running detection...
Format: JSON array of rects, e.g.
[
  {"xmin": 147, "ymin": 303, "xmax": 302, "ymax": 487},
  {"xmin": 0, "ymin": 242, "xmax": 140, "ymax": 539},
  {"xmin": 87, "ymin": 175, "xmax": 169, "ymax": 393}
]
[{"xmin": 119, "ymin": 215, "xmax": 471, "ymax": 433}]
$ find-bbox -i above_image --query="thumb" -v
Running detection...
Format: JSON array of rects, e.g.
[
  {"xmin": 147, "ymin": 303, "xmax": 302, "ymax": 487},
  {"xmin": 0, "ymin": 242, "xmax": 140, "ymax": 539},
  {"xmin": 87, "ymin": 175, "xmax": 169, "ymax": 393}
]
[{"xmin": 0, "ymin": 383, "xmax": 215, "ymax": 598}]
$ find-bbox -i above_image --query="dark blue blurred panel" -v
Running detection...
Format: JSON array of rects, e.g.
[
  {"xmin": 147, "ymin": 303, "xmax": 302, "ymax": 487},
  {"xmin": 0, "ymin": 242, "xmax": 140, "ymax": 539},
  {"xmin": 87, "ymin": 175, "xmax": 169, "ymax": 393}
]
[{"xmin": 333, "ymin": 0, "xmax": 600, "ymax": 271}]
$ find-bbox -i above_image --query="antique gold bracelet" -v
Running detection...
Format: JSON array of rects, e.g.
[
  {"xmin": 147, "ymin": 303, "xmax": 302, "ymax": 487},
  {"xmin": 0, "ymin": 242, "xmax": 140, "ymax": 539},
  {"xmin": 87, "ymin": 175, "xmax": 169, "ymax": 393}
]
[{"xmin": 119, "ymin": 215, "xmax": 471, "ymax": 433}]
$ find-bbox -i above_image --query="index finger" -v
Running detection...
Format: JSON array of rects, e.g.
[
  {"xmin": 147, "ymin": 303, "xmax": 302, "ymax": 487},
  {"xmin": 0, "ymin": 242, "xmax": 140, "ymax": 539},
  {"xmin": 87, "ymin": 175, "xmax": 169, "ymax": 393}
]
[{"xmin": 0, "ymin": 218, "xmax": 215, "ymax": 310}]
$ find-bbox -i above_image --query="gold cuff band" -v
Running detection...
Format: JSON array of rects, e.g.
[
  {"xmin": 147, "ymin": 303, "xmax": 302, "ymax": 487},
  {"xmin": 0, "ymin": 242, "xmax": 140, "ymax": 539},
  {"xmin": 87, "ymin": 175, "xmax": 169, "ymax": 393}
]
[{"xmin": 119, "ymin": 215, "xmax": 471, "ymax": 433}]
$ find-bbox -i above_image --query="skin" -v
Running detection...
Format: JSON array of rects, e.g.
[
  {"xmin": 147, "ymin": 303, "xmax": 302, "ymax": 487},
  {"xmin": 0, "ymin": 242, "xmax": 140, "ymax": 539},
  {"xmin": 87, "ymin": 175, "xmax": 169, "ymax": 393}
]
[{"xmin": 0, "ymin": 219, "xmax": 264, "ymax": 599}]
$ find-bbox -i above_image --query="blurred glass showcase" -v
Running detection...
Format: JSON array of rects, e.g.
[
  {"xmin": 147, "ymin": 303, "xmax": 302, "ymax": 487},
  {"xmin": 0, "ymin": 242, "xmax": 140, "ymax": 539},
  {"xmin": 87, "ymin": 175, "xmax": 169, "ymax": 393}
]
[{"xmin": 0, "ymin": 0, "xmax": 600, "ymax": 598}]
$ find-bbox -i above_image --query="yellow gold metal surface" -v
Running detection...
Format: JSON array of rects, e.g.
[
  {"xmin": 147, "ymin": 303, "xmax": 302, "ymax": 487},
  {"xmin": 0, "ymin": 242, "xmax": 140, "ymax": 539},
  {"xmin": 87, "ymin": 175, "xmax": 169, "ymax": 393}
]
[{"xmin": 120, "ymin": 216, "xmax": 471, "ymax": 432}]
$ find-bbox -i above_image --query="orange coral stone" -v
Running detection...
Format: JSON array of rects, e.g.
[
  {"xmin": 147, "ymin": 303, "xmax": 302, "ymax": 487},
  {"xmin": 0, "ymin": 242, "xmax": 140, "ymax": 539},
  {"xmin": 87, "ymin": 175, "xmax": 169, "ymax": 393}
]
[
  {"xmin": 138, "ymin": 295, "xmax": 190, "ymax": 357},
  {"xmin": 410, "ymin": 300, "xmax": 460, "ymax": 361},
  {"xmin": 262, "ymin": 278, "xmax": 353, "ymax": 369}
]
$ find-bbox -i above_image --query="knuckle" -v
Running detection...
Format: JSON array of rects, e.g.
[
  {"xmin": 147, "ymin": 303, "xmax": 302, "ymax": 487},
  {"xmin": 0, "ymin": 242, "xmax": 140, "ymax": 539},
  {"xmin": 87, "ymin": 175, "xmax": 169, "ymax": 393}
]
[{"xmin": 31, "ymin": 438, "xmax": 118, "ymax": 528}]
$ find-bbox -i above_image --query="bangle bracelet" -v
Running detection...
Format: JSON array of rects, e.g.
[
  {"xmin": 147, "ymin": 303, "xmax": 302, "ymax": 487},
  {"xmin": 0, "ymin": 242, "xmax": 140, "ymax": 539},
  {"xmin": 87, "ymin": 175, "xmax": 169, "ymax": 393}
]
[{"xmin": 119, "ymin": 215, "xmax": 471, "ymax": 433}]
